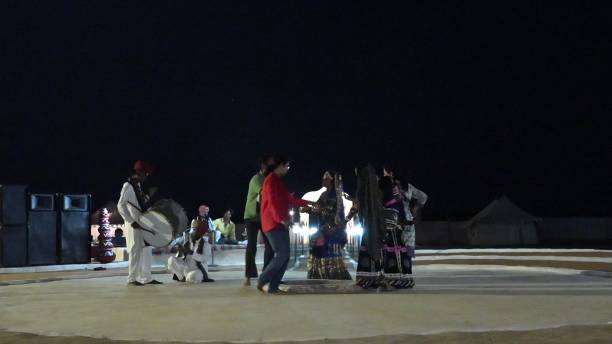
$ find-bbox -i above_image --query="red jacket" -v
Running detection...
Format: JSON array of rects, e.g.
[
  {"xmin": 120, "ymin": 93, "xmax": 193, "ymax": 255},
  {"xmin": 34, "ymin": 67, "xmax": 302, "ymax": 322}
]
[{"xmin": 261, "ymin": 173, "xmax": 309, "ymax": 232}]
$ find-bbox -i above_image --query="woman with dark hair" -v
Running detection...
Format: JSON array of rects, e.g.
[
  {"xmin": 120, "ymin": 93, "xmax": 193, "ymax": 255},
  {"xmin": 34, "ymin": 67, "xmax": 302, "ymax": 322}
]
[
  {"xmin": 258, "ymin": 154, "xmax": 315, "ymax": 294},
  {"xmin": 376, "ymin": 163, "xmax": 422, "ymax": 288},
  {"xmin": 354, "ymin": 163, "xmax": 386, "ymax": 288},
  {"xmin": 306, "ymin": 171, "xmax": 355, "ymax": 280},
  {"xmin": 352, "ymin": 162, "xmax": 415, "ymax": 289}
]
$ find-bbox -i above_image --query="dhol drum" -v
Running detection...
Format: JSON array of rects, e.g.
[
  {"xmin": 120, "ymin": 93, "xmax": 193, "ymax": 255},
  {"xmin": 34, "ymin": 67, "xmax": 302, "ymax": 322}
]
[{"xmin": 138, "ymin": 199, "xmax": 188, "ymax": 247}]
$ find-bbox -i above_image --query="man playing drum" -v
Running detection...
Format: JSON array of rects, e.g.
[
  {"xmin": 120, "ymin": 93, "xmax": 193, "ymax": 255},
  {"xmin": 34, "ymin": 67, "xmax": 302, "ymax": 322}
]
[
  {"xmin": 168, "ymin": 226, "xmax": 215, "ymax": 283},
  {"xmin": 117, "ymin": 160, "xmax": 163, "ymax": 286}
]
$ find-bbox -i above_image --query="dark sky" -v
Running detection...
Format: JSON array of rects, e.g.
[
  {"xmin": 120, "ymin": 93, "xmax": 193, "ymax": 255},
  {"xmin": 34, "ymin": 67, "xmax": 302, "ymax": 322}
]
[{"xmin": 1, "ymin": 1, "xmax": 611, "ymax": 220}]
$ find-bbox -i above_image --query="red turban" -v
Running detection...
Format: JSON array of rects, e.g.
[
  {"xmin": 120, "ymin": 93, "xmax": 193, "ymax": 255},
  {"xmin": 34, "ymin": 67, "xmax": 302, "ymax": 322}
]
[{"xmin": 134, "ymin": 160, "xmax": 154, "ymax": 174}]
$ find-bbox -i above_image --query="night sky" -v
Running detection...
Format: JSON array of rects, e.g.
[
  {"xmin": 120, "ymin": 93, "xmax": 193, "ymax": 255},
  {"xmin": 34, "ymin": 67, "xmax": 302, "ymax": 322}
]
[{"xmin": 2, "ymin": 2, "xmax": 611, "ymax": 220}]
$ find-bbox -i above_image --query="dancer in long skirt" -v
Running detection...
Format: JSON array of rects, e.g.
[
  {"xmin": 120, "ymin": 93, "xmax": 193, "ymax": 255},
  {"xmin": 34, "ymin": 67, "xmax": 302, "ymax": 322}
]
[
  {"xmin": 306, "ymin": 171, "xmax": 355, "ymax": 280},
  {"xmin": 354, "ymin": 163, "xmax": 416, "ymax": 289}
]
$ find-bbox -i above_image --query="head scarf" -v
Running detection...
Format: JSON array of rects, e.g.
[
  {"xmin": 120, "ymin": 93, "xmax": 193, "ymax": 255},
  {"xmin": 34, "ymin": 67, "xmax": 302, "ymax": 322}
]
[{"xmin": 134, "ymin": 160, "xmax": 154, "ymax": 174}]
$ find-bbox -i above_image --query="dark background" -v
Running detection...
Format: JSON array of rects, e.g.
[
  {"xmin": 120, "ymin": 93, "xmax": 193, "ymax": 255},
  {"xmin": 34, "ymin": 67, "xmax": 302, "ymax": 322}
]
[{"xmin": 1, "ymin": 1, "xmax": 611, "ymax": 220}]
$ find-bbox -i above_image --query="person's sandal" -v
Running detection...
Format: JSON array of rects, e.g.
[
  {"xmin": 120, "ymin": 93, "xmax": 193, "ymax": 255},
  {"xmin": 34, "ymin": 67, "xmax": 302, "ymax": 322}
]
[{"xmin": 244, "ymin": 278, "xmax": 251, "ymax": 286}]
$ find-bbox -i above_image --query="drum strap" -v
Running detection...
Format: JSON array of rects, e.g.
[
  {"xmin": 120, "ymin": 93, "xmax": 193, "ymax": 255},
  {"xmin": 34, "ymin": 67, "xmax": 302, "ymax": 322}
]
[{"xmin": 128, "ymin": 178, "xmax": 149, "ymax": 211}]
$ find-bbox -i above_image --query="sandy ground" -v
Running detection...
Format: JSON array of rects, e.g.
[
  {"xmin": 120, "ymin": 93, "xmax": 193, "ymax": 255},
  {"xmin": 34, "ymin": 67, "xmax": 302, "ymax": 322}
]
[
  {"xmin": 2, "ymin": 251, "xmax": 612, "ymax": 343},
  {"xmin": 1, "ymin": 324, "xmax": 612, "ymax": 344},
  {"xmin": 3, "ymin": 258, "xmax": 611, "ymax": 285},
  {"xmin": 1, "ymin": 268, "xmax": 612, "ymax": 343}
]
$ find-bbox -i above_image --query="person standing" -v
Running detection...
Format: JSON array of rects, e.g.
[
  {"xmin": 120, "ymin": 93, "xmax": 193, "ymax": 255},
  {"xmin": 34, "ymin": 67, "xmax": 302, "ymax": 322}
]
[
  {"xmin": 383, "ymin": 164, "xmax": 428, "ymax": 272},
  {"xmin": 243, "ymin": 154, "xmax": 275, "ymax": 286},
  {"xmin": 117, "ymin": 160, "xmax": 163, "ymax": 286},
  {"xmin": 377, "ymin": 164, "xmax": 417, "ymax": 288},
  {"xmin": 258, "ymin": 155, "xmax": 314, "ymax": 294},
  {"xmin": 306, "ymin": 171, "xmax": 354, "ymax": 280}
]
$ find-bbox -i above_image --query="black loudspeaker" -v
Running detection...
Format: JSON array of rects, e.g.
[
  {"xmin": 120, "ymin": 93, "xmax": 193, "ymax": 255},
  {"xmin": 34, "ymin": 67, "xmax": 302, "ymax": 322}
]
[
  {"xmin": 0, "ymin": 185, "xmax": 28, "ymax": 267},
  {"xmin": 59, "ymin": 194, "xmax": 91, "ymax": 264},
  {"xmin": 28, "ymin": 194, "xmax": 58, "ymax": 265},
  {"xmin": 0, "ymin": 225, "xmax": 28, "ymax": 267},
  {"xmin": 0, "ymin": 185, "xmax": 28, "ymax": 225}
]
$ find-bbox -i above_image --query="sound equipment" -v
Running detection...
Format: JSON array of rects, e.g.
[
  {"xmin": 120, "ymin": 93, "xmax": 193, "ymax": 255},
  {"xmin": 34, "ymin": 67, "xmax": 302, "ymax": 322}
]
[
  {"xmin": 0, "ymin": 185, "xmax": 28, "ymax": 267},
  {"xmin": 0, "ymin": 185, "xmax": 27, "ymax": 226},
  {"xmin": 58, "ymin": 194, "xmax": 91, "ymax": 264},
  {"xmin": 28, "ymin": 194, "xmax": 58, "ymax": 265},
  {"xmin": 0, "ymin": 225, "xmax": 27, "ymax": 267}
]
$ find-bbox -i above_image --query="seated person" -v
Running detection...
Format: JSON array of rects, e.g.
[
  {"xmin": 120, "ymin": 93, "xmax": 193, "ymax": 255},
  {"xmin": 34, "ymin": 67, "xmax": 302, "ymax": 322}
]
[
  {"xmin": 167, "ymin": 226, "xmax": 215, "ymax": 283},
  {"xmin": 112, "ymin": 228, "xmax": 127, "ymax": 247},
  {"xmin": 192, "ymin": 204, "xmax": 221, "ymax": 243},
  {"xmin": 213, "ymin": 209, "xmax": 238, "ymax": 245}
]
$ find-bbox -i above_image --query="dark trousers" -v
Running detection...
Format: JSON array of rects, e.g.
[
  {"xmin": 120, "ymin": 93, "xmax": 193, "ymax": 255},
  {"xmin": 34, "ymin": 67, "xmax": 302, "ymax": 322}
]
[
  {"xmin": 195, "ymin": 261, "xmax": 210, "ymax": 281},
  {"xmin": 258, "ymin": 228, "xmax": 290, "ymax": 292},
  {"xmin": 245, "ymin": 221, "xmax": 273, "ymax": 278}
]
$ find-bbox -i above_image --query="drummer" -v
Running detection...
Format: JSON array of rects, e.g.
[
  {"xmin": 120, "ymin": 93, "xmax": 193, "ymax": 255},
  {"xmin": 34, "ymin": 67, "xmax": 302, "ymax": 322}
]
[
  {"xmin": 168, "ymin": 226, "xmax": 215, "ymax": 283},
  {"xmin": 117, "ymin": 160, "xmax": 163, "ymax": 286}
]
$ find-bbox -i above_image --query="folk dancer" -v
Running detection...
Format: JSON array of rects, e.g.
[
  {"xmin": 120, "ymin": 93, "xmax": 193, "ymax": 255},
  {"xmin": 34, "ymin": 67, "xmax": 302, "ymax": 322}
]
[{"xmin": 306, "ymin": 171, "xmax": 356, "ymax": 280}]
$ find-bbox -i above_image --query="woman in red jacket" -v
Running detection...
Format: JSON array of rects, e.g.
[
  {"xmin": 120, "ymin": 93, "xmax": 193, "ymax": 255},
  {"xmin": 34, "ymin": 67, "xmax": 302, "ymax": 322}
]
[{"xmin": 258, "ymin": 154, "xmax": 314, "ymax": 294}]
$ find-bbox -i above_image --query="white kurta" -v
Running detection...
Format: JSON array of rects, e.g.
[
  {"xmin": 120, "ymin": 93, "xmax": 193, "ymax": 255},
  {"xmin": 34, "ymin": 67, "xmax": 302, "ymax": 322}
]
[
  {"xmin": 168, "ymin": 256, "xmax": 203, "ymax": 283},
  {"xmin": 167, "ymin": 232, "xmax": 208, "ymax": 283},
  {"xmin": 117, "ymin": 182, "xmax": 153, "ymax": 284},
  {"xmin": 402, "ymin": 183, "xmax": 428, "ymax": 222},
  {"xmin": 402, "ymin": 183, "xmax": 428, "ymax": 256}
]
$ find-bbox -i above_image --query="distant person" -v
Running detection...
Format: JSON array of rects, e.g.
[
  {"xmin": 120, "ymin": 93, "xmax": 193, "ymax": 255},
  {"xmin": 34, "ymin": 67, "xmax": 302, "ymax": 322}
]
[
  {"xmin": 243, "ymin": 154, "xmax": 275, "ymax": 286},
  {"xmin": 258, "ymin": 154, "xmax": 315, "ymax": 294},
  {"xmin": 112, "ymin": 228, "xmax": 126, "ymax": 247},
  {"xmin": 117, "ymin": 160, "xmax": 163, "ymax": 286},
  {"xmin": 213, "ymin": 209, "xmax": 237, "ymax": 244}
]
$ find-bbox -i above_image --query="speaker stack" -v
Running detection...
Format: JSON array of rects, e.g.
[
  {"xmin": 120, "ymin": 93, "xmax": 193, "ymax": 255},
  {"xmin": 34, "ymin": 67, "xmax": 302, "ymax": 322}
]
[
  {"xmin": 0, "ymin": 185, "xmax": 92, "ymax": 268},
  {"xmin": 28, "ymin": 194, "xmax": 58, "ymax": 265},
  {"xmin": 0, "ymin": 185, "xmax": 28, "ymax": 267},
  {"xmin": 58, "ymin": 194, "xmax": 92, "ymax": 264}
]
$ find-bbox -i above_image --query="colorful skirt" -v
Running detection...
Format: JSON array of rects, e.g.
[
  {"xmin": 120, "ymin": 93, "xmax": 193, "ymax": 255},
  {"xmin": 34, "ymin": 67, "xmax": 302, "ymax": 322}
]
[
  {"xmin": 356, "ymin": 208, "xmax": 414, "ymax": 289},
  {"xmin": 307, "ymin": 234, "xmax": 352, "ymax": 280}
]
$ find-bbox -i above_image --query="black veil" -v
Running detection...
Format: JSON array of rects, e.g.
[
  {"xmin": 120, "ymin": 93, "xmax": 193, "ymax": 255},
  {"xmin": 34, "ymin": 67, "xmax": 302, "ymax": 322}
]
[{"xmin": 356, "ymin": 163, "xmax": 385, "ymax": 258}]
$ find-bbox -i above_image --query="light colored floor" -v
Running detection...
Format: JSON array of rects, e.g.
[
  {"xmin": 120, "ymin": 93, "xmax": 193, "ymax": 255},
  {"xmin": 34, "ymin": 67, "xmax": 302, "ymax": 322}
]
[{"xmin": 1, "ymin": 266, "xmax": 612, "ymax": 343}]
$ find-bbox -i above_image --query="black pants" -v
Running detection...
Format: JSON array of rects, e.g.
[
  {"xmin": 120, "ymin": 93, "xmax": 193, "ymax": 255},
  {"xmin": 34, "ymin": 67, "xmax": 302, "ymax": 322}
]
[
  {"xmin": 245, "ymin": 221, "xmax": 273, "ymax": 277},
  {"xmin": 195, "ymin": 261, "xmax": 210, "ymax": 281}
]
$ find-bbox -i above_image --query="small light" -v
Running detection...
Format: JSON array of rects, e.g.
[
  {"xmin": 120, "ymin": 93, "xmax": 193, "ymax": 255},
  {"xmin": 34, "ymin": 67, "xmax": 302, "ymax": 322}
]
[
  {"xmin": 293, "ymin": 225, "xmax": 305, "ymax": 236},
  {"xmin": 289, "ymin": 210, "xmax": 295, "ymax": 216},
  {"xmin": 347, "ymin": 225, "xmax": 363, "ymax": 237}
]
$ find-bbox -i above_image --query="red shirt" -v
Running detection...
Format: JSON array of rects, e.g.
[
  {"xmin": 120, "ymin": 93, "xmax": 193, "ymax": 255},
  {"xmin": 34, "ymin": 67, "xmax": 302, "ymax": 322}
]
[{"xmin": 261, "ymin": 173, "xmax": 309, "ymax": 232}]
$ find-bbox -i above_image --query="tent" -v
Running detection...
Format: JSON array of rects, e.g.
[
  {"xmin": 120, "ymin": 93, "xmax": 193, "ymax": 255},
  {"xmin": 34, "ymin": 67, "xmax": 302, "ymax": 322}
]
[{"xmin": 459, "ymin": 196, "xmax": 540, "ymax": 246}]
